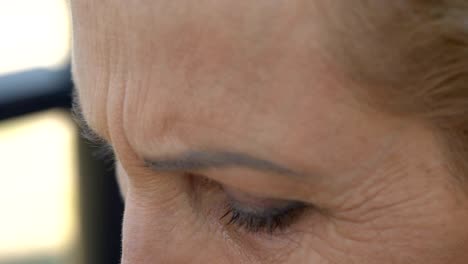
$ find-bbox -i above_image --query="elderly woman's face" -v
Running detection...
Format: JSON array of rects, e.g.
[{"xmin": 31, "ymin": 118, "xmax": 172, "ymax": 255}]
[{"xmin": 71, "ymin": 1, "xmax": 468, "ymax": 263}]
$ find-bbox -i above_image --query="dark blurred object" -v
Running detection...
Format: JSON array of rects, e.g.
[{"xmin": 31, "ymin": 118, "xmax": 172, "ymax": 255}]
[
  {"xmin": 78, "ymin": 139, "xmax": 124, "ymax": 264},
  {"xmin": 0, "ymin": 67, "xmax": 72, "ymax": 120},
  {"xmin": 0, "ymin": 67, "xmax": 124, "ymax": 264}
]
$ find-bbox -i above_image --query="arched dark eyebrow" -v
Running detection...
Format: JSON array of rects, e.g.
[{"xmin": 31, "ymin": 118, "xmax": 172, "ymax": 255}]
[{"xmin": 144, "ymin": 150, "xmax": 304, "ymax": 177}]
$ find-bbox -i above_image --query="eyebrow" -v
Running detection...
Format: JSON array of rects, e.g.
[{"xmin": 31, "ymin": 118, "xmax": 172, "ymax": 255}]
[
  {"xmin": 71, "ymin": 89, "xmax": 304, "ymax": 178},
  {"xmin": 144, "ymin": 150, "xmax": 304, "ymax": 177}
]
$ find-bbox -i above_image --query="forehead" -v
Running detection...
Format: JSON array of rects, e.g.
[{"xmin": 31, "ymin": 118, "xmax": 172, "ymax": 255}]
[{"xmin": 72, "ymin": 0, "xmax": 403, "ymax": 176}]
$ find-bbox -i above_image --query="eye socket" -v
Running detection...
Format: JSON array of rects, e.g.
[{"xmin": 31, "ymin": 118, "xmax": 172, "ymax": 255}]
[{"xmin": 220, "ymin": 186, "xmax": 309, "ymax": 235}]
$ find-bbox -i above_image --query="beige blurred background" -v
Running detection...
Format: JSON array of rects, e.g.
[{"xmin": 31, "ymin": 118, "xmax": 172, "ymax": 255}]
[{"xmin": 0, "ymin": 1, "xmax": 81, "ymax": 263}]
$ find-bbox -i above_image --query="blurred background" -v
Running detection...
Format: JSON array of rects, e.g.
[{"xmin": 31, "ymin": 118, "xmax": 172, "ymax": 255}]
[{"xmin": 0, "ymin": 1, "xmax": 123, "ymax": 263}]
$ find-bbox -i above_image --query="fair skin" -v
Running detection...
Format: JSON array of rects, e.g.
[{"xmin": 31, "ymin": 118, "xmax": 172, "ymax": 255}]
[{"xmin": 71, "ymin": 1, "xmax": 468, "ymax": 263}]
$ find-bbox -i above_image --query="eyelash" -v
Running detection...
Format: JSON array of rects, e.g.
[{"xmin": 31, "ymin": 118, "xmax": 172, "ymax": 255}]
[{"xmin": 220, "ymin": 199, "xmax": 307, "ymax": 235}]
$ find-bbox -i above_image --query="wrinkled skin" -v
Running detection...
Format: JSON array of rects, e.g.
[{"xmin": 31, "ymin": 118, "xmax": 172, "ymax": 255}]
[{"xmin": 71, "ymin": 1, "xmax": 468, "ymax": 263}]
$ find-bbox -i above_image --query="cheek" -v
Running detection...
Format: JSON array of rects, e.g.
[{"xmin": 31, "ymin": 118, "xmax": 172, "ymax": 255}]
[{"xmin": 119, "ymin": 186, "xmax": 243, "ymax": 264}]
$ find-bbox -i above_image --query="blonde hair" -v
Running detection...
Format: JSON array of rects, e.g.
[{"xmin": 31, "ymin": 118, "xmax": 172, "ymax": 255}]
[{"xmin": 325, "ymin": 1, "xmax": 468, "ymax": 179}]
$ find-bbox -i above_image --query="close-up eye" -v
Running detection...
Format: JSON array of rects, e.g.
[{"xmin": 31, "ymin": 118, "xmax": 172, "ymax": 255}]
[
  {"xmin": 3, "ymin": 0, "xmax": 468, "ymax": 263},
  {"xmin": 186, "ymin": 173, "xmax": 314, "ymax": 239},
  {"xmin": 60, "ymin": 0, "xmax": 468, "ymax": 263},
  {"xmin": 218, "ymin": 185, "xmax": 311, "ymax": 236},
  {"xmin": 220, "ymin": 187, "xmax": 309, "ymax": 235}
]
